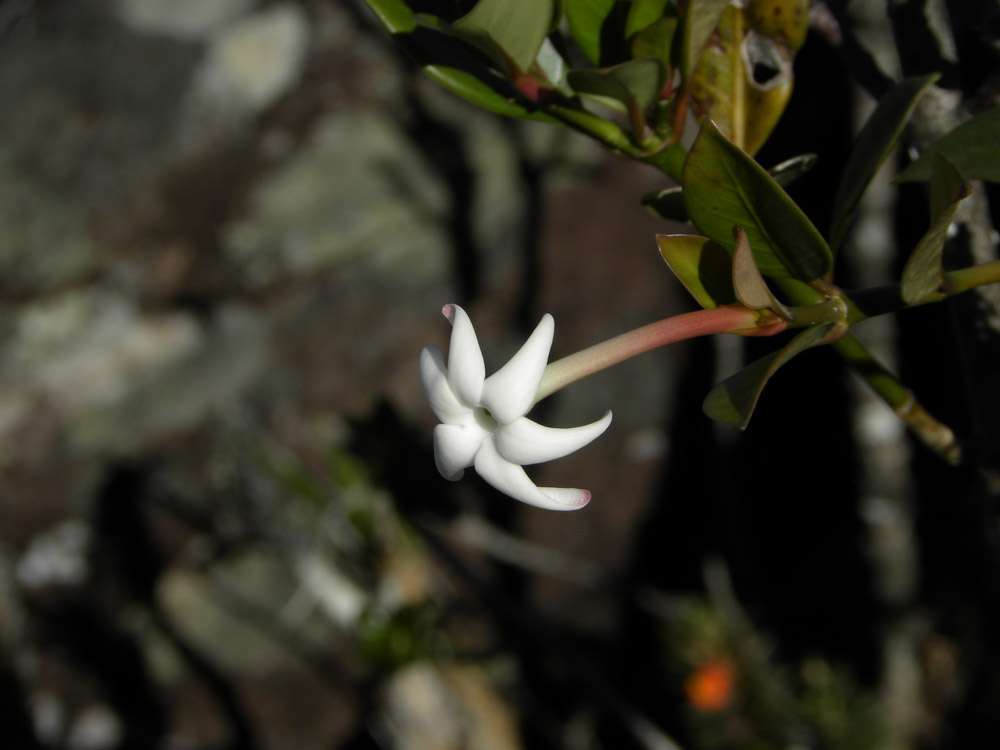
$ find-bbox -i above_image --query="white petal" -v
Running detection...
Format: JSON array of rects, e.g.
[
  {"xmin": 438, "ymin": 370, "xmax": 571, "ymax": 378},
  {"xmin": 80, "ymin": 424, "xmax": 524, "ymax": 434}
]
[
  {"xmin": 474, "ymin": 437, "xmax": 591, "ymax": 511},
  {"xmin": 480, "ymin": 314, "xmax": 554, "ymax": 424},
  {"xmin": 433, "ymin": 422, "xmax": 488, "ymax": 480},
  {"xmin": 443, "ymin": 304, "xmax": 485, "ymax": 406},
  {"xmin": 420, "ymin": 345, "xmax": 470, "ymax": 424},
  {"xmin": 495, "ymin": 411, "xmax": 612, "ymax": 466}
]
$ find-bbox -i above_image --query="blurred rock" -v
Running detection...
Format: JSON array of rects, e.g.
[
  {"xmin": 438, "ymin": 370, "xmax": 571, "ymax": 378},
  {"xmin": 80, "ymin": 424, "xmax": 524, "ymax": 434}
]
[
  {"xmin": 12, "ymin": 290, "xmax": 201, "ymax": 412},
  {"xmin": 185, "ymin": 3, "xmax": 309, "ymax": 132},
  {"xmin": 66, "ymin": 703, "xmax": 122, "ymax": 750},
  {"xmin": 380, "ymin": 663, "xmax": 523, "ymax": 750},
  {"xmin": 116, "ymin": 0, "xmax": 255, "ymax": 41},
  {"xmin": 30, "ymin": 691, "xmax": 66, "ymax": 747},
  {"xmin": 15, "ymin": 520, "xmax": 91, "ymax": 591},
  {"xmin": 0, "ymin": 291, "xmax": 268, "ymax": 460},
  {"xmin": 223, "ymin": 109, "xmax": 450, "ymax": 286},
  {"xmin": 158, "ymin": 550, "xmax": 309, "ymax": 673},
  {"xmin": 0, "ymin": 0, "xmax": 200, "ymax": 293},
  {"xmin": 67, "ymin": 303, "xmax": 269, "ymax": 453}
]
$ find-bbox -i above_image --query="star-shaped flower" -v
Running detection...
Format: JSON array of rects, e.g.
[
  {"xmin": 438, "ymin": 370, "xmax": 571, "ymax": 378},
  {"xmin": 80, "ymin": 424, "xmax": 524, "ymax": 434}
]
[{"xmin": 420, "ymin": 304, "xmax": 612, "ymax": 511}]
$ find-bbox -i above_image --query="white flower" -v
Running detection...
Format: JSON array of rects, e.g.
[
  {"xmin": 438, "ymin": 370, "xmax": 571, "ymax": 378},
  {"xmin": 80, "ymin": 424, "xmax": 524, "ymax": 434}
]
[{"xmin": 420, "ymin": 304, "xmax": 612, "ymax": 511}]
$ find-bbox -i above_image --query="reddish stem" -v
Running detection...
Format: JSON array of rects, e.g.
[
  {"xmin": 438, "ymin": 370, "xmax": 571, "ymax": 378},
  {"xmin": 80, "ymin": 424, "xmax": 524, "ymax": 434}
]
[{"xmin": 535, "ymin": 305, "xmax": 783, "ymax": 402}]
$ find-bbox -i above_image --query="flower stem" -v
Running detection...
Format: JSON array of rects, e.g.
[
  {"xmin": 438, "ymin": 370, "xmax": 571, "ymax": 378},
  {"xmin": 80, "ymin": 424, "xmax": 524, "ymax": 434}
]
[{"xmin": 535, "ymin": 305, "xmax": 778, "ymax": 403}]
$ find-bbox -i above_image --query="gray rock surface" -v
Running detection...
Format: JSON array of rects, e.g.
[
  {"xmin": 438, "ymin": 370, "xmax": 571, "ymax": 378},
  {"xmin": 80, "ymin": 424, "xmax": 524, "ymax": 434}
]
[
  {"xmin": 116, "ymin": 0, "xmax": 255, "ymax": 40},
  {"xmin": 223, "ymin": 110, "xmax": 450, "ymax": 286}
]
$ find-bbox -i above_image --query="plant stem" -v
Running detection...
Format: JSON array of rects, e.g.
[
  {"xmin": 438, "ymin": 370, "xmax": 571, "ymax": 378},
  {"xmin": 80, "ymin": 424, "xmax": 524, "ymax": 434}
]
[
  {"xmin": 844, "ymin": 260, "xmax": 1000, "ymax": 321},
  {"xmin": 544, "ymin": 103, "xmax": 638, "ymax": 154},
  {"xmin": 536, "ymin": 306, "xmax": 776, "ymax": 403},
  {"xmin": 787, "ymin": 298, "xmax": 848, "ymax": 327},
  {"xmin": 832, "ymin": 333, "xmax": 961, "ymax": 464},
  {"xmin": 947, "ymin": 259, "xmax": 1000, "ymax": 295},
  {"xmin": 639, "ymin": 141, "xmax": 687, "ymax": 182},
  {"xmin": 777, "ymin": 277, "xmax": 962, "ymax": 462}
]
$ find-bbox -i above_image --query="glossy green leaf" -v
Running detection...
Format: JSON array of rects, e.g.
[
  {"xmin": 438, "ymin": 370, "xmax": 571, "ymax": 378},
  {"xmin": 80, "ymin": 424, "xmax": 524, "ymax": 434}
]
[
  {"xmin": 683, "ymin": 119, "xmax": 833, "ymax": 280},
  {"xmin": 656, "ymin": 234, "xmax": 737, "ymax": 309},
  {"xmin": 769, "ymin": 153, "xmax": 818, "ymax": 187},
  {"xmin": 631, "ymin": 16, "xmax": 678, "ymax": 68},
  {"xmin": 568, "ymin": 58, "xmax": 666, "ymax": 113},
  {"xmin": 900, "ymin": 155, "xmax": 970, "ymax": 304},
  {"xmin": 454, "ymin": 0, "xmax": 558, "ymax": 73},
  {"xmin": 896, "ymin": 105, "xmax": 1000, "ymax": 183},
  {"xmin": 566, "ymin": 0, "xmax": 618, "ymax": 64},
  {"xmin": 679, "ymin": 0, "xmax": 731, "ymax": 80},
  {"xmin": 362, "ymin": 0, "xmax": 417, "ymax": 32},
  {"xmin": 732, "ymin": 226, "xmax": 793, "ymax": 318},
  {"xmin": 626, "ymin": 0, "xmax": 670, "ymax": 38},
  {"xmin": 362, "ymin": 0, "xmax": 559, "ymax": 122},
  {"xmin": 642, "ymin": 153, "xmax": 816, "ymax": 222},
  {"xmin": 422, "ymin": 63, "xmax": 559, "ymax": 121},
  {"xmin": 829, "ymin": 74, "xmax": 938, "ymax": 250},
  {"xmin": 703, "ymin": 322, "xmax": 833, "ymax": 428}
]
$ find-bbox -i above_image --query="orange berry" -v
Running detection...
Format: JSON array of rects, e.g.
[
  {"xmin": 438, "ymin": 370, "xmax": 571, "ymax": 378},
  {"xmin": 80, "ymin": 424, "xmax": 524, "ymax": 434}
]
[{"xmin": 684, "ymin": 658, "xmax": 735, "ymax": 712}]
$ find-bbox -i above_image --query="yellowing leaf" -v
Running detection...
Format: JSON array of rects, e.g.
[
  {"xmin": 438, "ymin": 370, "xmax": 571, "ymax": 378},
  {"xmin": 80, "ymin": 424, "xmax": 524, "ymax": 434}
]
[
  {"xmin": 746, "ymin": 0, "xmax": 809, "ymax": 50},
  {"xmin": 687, "ymin": 3, "xmax": 795, "ymax": 154},
  {"xmin": 678, "ymin": 0, "xmax": 731, "ymax": 81}
]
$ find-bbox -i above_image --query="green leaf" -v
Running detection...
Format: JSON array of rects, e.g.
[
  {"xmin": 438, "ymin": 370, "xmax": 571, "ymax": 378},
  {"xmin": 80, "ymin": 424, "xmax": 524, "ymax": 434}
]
[
  {"xmin": 656, "ymin": 234, "xmax": 736, "ymax": 309},
  {"xmin": 683, "ymin": 119, "xmax": 833, "ymax": 280},
  {"xmin": 642, "ymin": 153, "xmax": 816, "ymax": 222},
  {"xmin": 536, "ymin": 37, "xmax": 573, "ymax": 95},
  {"xmin": 565, "ymin": 0, "xmax": 619, "ymax": 65},
  {"xmin": 900, "ymin": 154, "xmax": 970, "ymax": 304},
  {"xmin": 703, "ymin": 323, "xmax": 834, "ymax": 428},
  {"xmin": 454, "ymin": 0, "xmax": 558, "ymax": 73},
  {"xmin": 568, "ymin": 58, "xmax": 666, "ymax": 113},
  {"xmin": 928, "ymin": 152, "xmax": 968, "ymax": 221},
  {"xmin": 643, "ymin": 185, "xmax": 687, "ymax": 221},
  {"xmin": 626, "ymin": 0, "xmax": 670, "ymax": 38},
  {"xmin": 829, "ymin": 74, "xmax": 939, "ymax": 250},
  {"xmin": 639, "ymin": 141, "xmax": 688, "ymax": 181},
  {"xmin": 422, "ymin": 64, "xmax": 559, "ymax": 121},
  {"xmin": 362, "ymin": 0, "xmax": 418, "ymax": 33},
  {"xmin": 630, "ymin": 16, "xmax": 678, "ymax": 68},
  {"xmin": 678, "ymin": 0, "xmax": 731, "ymax": 80},
  {"xmin": 769, "ymin": 153, "xmax": 818, "ymax": 187},
  {"xmin": 732, "ymin": 226, "xmax": 793, "ymax": 318},
  {"xmin": 362, "ymin": 1, "xmax": 559, "ymax": 122},
  {"xmin": 896, "ymin": 105, "xmax": 1000, "ymax": 183}
]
